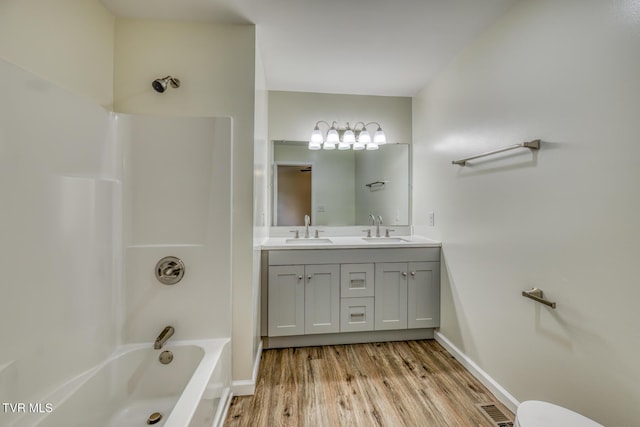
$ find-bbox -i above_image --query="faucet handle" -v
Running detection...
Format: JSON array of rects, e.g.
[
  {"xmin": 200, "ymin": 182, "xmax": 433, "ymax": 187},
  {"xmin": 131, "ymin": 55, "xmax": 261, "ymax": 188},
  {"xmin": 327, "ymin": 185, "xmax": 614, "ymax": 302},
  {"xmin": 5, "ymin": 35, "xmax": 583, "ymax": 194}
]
[
  {"xmin": 377, "ymin": 215, "xmax": 383, "ymax": 225},
  {"xmin": 314, "ymin": 229, "xmax": 325, "ymax": 238},
  {"xmin": 385, "ymin": 228, "xmax": 395, "ymax": 238},
  {"xmin": 368, "ymin": 214, "xmax": 375, "ymax": 225},
  {"xmin": 362, "ymin": 229, "xmax": 372, "ymax": 238},
  {"xmin": 289, "ymin": 230, "xmax": 299, "ymax": 239}
]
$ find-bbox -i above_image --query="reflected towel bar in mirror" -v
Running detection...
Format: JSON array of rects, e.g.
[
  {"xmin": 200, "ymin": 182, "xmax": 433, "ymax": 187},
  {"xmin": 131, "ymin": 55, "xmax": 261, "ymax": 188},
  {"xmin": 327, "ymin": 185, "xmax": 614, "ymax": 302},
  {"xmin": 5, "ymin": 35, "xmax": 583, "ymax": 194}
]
[{"xmin": 365, "ymin": 180, "xmax": 388, "ymax": 189}]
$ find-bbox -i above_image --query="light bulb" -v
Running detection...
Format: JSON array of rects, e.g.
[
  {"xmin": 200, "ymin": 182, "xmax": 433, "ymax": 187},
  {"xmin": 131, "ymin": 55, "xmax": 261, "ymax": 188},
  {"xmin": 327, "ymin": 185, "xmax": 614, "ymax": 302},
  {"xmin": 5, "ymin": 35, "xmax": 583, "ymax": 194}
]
[
  {"xmin": 366, "ymin": 142, "xmax": 379, "ymax": 150},
  {"xmin": 352, "ymin": 141, "xmax": 365, "ymax": 150},
  {"xmin": 323, "ymin": 141, "xmax": 336, "ymax": 150},
  {"xmin": 310, "ymin": 127, "xmax": 323, "ymax": 144},
  {"xmin": 358, "ymin": 130, "xmax": 371, "ymax": 143},
  {"xmin": 326, "ymin": 128, "xmax": 339, "ymax": 143},
  {"xmin": 343, "ymin": 129, "xmax": 355, "ymax": 143},
  {"xmin": 308, "ymin": 141, "xmax": 322, "ymax": 150}
]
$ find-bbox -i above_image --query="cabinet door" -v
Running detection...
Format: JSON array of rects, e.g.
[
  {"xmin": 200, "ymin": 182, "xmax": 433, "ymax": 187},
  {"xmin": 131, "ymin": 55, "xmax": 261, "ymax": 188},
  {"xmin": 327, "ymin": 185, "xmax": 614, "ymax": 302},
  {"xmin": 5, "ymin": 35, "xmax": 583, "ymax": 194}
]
[
  {"xmin": 340, "ymin": 263, "xmax": 375, "ymax": 298},
  {"xmin": 374, "ymin": 263, "xmax": 408, "ymax": 330},
  {"xmin": 268, "ymin": 265, "xmax": 305, "ymax": 336},
  {"xmin": 305, "ymin": 264, "xmax": 340, "ymax": 334},
  {"xmin": 407, "ymin": 262, "xmax": 440, "ymax": 328}
]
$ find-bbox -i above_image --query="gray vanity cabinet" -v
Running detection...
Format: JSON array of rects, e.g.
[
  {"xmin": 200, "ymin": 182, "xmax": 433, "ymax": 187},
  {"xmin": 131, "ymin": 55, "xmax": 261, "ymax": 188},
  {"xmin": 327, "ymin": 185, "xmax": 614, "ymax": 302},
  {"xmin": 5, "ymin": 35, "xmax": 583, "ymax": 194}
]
[
  {"xmin": 268, "ymin": 263, "xmax": 340, "ymax": 337},
  {"xmin": 374, "ymin": 261, "xmax": 440, "ymax": 330},
  {"xmin": 304, "ymin": 264, "xmax": 340, "ymax": 334},
  {"xmin": 267, "ymin": 265, "xmax": 305, "ymax": 336},
  {"xmin": 374, "ymin": 263, "xmax": 409, "ymax": 330},
  {"xmin": 263, "ymin": 247, "xmax": 440, "ymax": 347},
  {"xmin": 407, "ymin": 262, "xmax": 440, "ymax": 329}
]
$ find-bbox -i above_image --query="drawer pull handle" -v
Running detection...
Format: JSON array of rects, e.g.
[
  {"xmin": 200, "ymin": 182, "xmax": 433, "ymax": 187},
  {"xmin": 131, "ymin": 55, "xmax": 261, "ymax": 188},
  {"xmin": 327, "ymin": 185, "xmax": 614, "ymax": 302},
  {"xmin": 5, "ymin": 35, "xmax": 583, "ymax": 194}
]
[{"xmin": 350, "ymin": 313, "xmax": 365, "ymax": 319}]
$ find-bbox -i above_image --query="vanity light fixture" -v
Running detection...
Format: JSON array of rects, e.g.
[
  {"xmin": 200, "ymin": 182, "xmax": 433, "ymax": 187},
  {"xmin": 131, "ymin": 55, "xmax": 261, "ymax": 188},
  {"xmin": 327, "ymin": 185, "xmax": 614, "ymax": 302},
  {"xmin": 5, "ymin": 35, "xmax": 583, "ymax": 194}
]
[{"xmin": 309, "ymin": 121, "xmax": 386, "ymax": 151}]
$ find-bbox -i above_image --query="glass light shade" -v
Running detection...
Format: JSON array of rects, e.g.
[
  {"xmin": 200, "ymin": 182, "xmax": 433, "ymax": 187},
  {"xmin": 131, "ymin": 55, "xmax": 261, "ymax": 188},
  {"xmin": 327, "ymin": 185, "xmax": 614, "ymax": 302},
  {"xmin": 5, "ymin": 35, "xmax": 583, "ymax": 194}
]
[
  {"xmin": 373, "ymin": 128, "xmax": 386, "ymax": 144},
  {"xmin": 358, "ymin": 130, "xmax": 371, "ymax": 144},
  {"xmin": 338, "ymin": 141, "xmax": 351, "ymax": 150},
  {"xmin": 343, "ymin": 129, "xmax": 355, "ymax": 144},
  {"xmin": 310, "ymin": 128, "xmax": 324, "ymax": 144},
  {"xmin": 326, "ymin": 128, "xmax": 339, "ymax": 143},
  {"xmin": 352, "ymin": 141, "xmax": 365, "ymax": 150},
  {"xmin": 323, "ymin": 141, "xmax": 337, "ymax": 150},
  {"xmin": 308, "ymin": 141, "xmax": 322, "ymax": 150},
  {"xmin": 366, "ymin": 142, "xmax": 379, "ymax": 150}
]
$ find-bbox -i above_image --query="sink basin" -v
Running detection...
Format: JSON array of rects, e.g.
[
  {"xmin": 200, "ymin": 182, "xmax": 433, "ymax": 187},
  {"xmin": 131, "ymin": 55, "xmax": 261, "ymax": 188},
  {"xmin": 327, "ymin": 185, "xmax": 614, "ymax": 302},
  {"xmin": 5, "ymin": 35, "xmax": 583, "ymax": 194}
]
[
  {"xmin": 361, "ymin": 237, "xmax": 409, "ymax": 243},
  {"xmin": 286, "ymin": 238, "xmax": 333, "ymax": 244}
]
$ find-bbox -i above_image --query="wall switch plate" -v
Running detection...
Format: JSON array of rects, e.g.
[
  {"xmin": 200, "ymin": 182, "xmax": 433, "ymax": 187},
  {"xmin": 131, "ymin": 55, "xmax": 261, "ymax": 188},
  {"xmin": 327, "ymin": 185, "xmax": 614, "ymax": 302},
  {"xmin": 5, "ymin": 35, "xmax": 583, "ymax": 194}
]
[{"xmin": 428, "ymin": 211, "xmax": 435, "ymax": 227}]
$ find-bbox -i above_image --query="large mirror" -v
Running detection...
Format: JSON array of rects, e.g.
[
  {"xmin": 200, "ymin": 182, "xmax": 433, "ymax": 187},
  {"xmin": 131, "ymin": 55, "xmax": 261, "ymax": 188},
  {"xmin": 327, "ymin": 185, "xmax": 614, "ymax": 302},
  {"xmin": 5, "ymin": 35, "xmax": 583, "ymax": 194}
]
[{"xmin": 272, "ymin": 141, "xmax": 410, "ymax": 226}]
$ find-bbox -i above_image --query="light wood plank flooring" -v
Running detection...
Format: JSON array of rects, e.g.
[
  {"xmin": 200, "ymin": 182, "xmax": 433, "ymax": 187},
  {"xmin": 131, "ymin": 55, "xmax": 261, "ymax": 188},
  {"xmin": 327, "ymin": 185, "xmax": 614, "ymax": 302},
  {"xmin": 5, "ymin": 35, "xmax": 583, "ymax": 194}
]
[{"xmin": 225, "ymin": 340, "xmax": 513, "ymax": 426}]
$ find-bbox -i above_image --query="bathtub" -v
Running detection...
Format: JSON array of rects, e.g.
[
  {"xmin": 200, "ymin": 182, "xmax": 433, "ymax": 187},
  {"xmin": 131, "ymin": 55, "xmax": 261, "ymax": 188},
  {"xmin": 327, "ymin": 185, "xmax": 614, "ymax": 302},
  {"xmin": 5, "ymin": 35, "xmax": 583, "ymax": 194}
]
[{"xmin": 14, "ymin": 338, "xmax": 231, "ymax": 427}]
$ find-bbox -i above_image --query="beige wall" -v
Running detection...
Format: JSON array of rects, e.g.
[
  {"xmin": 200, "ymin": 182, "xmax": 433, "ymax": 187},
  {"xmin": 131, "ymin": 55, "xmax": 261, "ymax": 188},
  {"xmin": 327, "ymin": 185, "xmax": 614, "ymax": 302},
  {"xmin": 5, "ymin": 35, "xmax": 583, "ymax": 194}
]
[
  {"xmin": 412, "ymin": 0, "xmax": 640, "ymax": 425},
  {"xmin": 250, "ymin": 34, "xmax": 269, "ymax": 390},
  {"xmin": 114, "ymin": 19, "xmax": 257, "ymax": 384},
  {"xmin": 0, "ymin": 0, "xmax": 114, "ymax": 107}
]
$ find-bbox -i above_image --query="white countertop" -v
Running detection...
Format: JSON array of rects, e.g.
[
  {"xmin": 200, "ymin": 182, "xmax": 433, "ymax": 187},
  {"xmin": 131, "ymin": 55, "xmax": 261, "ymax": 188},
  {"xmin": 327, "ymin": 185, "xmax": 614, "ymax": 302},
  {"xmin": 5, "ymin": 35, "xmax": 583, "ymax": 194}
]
[{"xmin": 261, "ymin": 235, "xmax": 441, "ymax": 250}]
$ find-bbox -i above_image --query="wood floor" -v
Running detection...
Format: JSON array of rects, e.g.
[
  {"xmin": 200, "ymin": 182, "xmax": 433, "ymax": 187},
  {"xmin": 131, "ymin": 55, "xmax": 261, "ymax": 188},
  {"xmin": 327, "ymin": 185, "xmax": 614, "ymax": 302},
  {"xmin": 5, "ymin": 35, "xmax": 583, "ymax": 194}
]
[{"xmin": 224, "ymin": 340, "xmax": 513, "ymax": 427}]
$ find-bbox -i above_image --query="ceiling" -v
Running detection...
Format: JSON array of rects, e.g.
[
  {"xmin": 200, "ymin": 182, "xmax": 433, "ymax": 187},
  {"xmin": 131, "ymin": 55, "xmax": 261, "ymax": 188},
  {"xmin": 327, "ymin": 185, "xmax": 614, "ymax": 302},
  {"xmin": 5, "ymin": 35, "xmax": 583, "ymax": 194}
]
[{"xmin": 100, "ymin": 0, "xmax": 518, "ymax": 97}]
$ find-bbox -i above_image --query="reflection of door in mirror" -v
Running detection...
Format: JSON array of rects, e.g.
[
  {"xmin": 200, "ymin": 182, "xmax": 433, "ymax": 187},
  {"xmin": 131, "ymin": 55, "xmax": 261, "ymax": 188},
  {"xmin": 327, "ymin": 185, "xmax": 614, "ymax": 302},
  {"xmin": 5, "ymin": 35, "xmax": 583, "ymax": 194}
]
[{"xmin": 275, "ymin": 164, "xmax": 312, "ymax": 226}]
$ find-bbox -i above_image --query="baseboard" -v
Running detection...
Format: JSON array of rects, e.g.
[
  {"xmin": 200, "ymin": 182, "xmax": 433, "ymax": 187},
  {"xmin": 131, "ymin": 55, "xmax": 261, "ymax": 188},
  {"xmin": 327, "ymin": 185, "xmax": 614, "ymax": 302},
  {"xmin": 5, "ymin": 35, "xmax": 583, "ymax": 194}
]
[
  {"xmin": 435, "ymin": 331, "xmax": 520, "ymax": 413},
  {"xmin": 231, "ymin": 340, "xmax": 263, "ymax": 396}
]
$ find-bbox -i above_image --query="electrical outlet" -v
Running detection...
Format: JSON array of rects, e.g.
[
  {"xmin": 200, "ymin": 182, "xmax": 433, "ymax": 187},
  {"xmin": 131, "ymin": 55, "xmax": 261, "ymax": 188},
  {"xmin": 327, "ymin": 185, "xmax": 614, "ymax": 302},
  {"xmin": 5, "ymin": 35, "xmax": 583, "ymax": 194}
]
[{"xmin": 427, "ymin": 211, "xmax": 435, "ymax": 227}]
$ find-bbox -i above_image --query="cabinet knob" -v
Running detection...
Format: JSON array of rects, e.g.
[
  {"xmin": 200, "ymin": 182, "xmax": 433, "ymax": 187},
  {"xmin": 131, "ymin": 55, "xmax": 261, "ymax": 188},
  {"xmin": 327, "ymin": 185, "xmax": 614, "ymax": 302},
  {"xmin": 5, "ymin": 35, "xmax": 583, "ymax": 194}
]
[
  {"xmin": 402, "ymin": 272, "xmax": 407, "ymax": 277},
  {"xmin": 410, "ymin": 271, "xmax": 416, "ymax": 276},
  {"xmin": 298, "ymin": 275, "xmax": 303, "ymax": 280},
  {"xmin": 307, "ymin": 275, "xmax": 312, "ymax": 280}
]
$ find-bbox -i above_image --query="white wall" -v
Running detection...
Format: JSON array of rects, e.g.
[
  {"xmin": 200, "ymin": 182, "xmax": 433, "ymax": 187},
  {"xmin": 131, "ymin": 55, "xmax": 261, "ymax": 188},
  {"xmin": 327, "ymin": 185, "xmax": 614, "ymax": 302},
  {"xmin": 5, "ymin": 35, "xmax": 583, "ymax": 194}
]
[
  {"xmin": 113, "ymin": 19, "xmax": 258, "ymax": 383},
  {"xmin": 0, "ymin": 0, "xmax": 115, "ymax": 108},
  {"xmin": 269, "ymin": 91, "xmax": 412, "ymax": 144},
  {"xmin": 412, "ymin": 1, "xmax": 640, "ymax": 425},
  {"xmin": 0, "ymin": 58, "xmax": 118, "ymax": 424},
  {"xmin": 119, "ymin": 114, "xmax": 232, "ymax": 343},
  {"xmin": 252, "ymin": 36, "xmax": 269, "ymax": 391}
]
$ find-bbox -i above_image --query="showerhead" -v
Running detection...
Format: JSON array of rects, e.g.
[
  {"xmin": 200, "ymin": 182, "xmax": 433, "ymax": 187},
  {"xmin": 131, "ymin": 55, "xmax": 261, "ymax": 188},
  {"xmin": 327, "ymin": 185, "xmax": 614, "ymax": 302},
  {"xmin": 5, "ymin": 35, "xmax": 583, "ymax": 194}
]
[{"xmin": 152, "ymin": 76, "xmax": 181, "ymax": 93}]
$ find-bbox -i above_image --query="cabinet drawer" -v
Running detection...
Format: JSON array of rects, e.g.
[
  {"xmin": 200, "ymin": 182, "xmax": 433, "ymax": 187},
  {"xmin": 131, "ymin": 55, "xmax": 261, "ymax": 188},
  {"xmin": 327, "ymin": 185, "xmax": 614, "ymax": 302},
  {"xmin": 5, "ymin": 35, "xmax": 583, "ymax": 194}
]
[
  {"xmin": 340, "ymin": 297, "xmax": 374, "ymax": 332},
  {"xmin": 340, "ymin": 264, "xmax": 374, "ymax": 298}
]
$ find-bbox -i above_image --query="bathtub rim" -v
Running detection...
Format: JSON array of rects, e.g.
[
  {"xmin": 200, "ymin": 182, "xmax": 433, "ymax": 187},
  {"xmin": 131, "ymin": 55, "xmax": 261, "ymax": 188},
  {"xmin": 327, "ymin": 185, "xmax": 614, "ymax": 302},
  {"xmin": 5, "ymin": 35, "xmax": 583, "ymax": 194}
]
[{"xmin": 20, "ymin": 337, "xmax": 230, "ymax": 427}]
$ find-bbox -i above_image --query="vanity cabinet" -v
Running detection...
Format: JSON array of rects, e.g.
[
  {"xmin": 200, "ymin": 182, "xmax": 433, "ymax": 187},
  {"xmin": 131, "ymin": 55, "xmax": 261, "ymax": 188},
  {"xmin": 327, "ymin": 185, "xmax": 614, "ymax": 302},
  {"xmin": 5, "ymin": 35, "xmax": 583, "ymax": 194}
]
[
  {"xmin": 375, "ymin": 262, "xmax": 440, "ymax": 330},
  {"xmin": 268, "ymin": 264, "xmax": 340, "ymax": 337},
  {"xmin": 263, "ymin": 247, "xmax": 440, "ymax": 347}
]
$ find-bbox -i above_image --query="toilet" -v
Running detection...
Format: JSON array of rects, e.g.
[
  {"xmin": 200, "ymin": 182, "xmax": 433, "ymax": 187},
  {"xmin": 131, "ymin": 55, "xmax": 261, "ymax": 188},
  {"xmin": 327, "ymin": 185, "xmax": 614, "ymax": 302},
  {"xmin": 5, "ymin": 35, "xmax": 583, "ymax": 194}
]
[{"xmin": 515, "ymin": 400, "xmax": 603, "ymax": 427}]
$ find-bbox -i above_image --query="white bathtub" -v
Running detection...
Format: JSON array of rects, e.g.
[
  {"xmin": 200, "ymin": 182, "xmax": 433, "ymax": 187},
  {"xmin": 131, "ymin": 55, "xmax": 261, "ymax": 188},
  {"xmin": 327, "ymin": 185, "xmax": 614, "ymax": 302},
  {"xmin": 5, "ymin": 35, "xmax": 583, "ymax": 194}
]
[{"xmin": 14, "ymin": 338, "xmax": 231, "ymax": 427}]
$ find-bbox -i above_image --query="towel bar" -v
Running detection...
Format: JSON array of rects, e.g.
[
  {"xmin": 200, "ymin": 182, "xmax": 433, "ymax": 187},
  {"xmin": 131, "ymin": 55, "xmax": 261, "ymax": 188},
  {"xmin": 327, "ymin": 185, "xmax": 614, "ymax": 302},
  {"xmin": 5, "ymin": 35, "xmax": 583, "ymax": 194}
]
[{"xmin": 522, "ymin": 287, "xmax": 556, "ymax": 309}]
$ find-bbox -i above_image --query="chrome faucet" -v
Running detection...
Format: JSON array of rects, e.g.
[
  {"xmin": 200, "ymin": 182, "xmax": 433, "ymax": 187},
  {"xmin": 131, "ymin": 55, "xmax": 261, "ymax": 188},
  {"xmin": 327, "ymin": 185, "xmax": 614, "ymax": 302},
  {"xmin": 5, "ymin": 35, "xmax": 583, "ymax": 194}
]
[
  {"xmin": 375, "ymin": 215, "xmax": 383, "ymax": 237},
  {"xmin": 304, "ymin": 214, "xmax": 310, "ymax": 238},
  {"xmin": 154, "ymin": 326, "xmax": 174, "ymax": 349}
]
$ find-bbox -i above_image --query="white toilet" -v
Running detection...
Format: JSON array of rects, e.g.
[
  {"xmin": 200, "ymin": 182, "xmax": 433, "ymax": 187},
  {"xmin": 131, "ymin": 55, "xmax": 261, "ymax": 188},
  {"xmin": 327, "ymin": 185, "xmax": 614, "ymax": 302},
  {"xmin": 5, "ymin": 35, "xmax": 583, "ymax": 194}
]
[{"xmin": 515, "ymin": 400, "xmax": 604, "ymax": 427}]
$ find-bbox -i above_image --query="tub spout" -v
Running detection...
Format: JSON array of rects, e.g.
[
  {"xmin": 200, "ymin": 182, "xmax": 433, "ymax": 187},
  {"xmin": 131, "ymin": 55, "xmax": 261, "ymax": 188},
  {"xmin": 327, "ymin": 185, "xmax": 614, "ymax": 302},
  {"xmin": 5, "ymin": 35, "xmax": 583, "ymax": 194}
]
[{"xmin": 154, "ymin": 326, "xmax": 174, "ymax": 349}]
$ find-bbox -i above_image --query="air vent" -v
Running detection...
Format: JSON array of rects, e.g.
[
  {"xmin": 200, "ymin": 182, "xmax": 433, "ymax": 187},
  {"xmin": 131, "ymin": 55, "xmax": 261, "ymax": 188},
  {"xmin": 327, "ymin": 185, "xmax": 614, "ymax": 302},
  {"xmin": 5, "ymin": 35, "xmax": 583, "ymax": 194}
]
[{"xmin": 476, "ymin": 403, "xmax": 514, "ymax": 427}]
